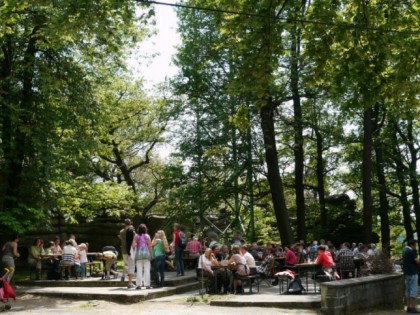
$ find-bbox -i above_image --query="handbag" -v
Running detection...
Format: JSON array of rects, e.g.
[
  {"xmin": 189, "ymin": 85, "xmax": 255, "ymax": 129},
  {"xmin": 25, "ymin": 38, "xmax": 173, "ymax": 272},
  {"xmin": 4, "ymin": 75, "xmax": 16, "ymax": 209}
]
[{"xmin": 135, "ymin": 247, "xmax": 150, "ymax": 261}]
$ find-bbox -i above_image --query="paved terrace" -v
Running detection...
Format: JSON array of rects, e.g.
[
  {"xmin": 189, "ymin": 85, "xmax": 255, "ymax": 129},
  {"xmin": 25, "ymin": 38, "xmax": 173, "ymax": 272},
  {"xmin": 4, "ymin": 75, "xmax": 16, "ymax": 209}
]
[
  {"xmin": 14, "ymin": 270, "xmax": 414, "ymax": 314},
  {"xmin": 16, "ymin": 270, "xmax": 321, "ymax": 308}
]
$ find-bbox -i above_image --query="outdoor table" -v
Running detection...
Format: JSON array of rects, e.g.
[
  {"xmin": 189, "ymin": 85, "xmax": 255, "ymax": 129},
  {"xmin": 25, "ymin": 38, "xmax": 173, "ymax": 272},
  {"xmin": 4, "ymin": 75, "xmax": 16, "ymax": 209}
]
[
  {"xmin": 274, "ymin": 256, "xmax": 286, "ymax": 270},
  {"xmin": 41, "ymin": 253, "xmax": 61, "ymax": 259},
  {"xmin": 212, "ymin": 265, "xmax": 235, "ymax": 294},
  {"xmin": 86, "ymin": 252, "xmax": 105, "ymax": 277},
  {"xmin": 295, "ymin": 263, "xmax": 322, "ymax": 293},
  {"xmin": 183, "ymin": 255, "xmax": 199, "ymax": 270}
]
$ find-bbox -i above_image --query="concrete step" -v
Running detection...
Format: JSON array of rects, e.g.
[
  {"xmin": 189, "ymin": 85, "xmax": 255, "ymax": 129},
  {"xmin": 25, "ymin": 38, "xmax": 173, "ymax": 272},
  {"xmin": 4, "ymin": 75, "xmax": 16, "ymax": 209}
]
[
  {"xmin": 16, "ymin": 272, "xmax": 196, "ymax": 288},
  {"xmin": 18, "ymin": 282, "xmax": 201, "ymax": 303}
]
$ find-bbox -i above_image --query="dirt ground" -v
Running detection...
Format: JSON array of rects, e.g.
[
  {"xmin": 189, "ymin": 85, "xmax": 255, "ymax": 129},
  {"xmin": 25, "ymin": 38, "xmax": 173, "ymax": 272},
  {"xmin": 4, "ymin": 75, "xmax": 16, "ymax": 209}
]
[
  {"xmin": 4, "ymin": 294, "xmax": 320, "ymax": 315},
  {"xmin": 1, "ymin": 293, "xmax": 411, "ymax": 315}
]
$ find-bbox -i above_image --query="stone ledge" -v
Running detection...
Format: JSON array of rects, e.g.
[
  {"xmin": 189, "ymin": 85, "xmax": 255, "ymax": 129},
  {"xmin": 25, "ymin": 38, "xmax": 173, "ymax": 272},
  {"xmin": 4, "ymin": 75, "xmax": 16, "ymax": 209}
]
[{"xmin": 320, "ymin": 273, "xmax": 403, "ymax": 315}]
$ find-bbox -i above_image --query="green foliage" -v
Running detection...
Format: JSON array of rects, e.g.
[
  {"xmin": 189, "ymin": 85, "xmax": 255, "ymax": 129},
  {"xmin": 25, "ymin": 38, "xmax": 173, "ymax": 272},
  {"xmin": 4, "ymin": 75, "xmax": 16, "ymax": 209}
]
[{"xmin": 0, "ymin": 1, "xmax": 153, "ymax": 233}]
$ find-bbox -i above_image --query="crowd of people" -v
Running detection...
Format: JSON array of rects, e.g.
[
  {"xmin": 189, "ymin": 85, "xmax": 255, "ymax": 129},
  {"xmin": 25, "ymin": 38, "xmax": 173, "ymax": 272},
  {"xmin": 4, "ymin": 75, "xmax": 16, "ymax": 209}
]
[
  {"xmin": 0, "ymin": 224, "xmax": 391, "ymax": 293},
  {"xmin": 0, "ymin": 233, "xmax": 92, "ymax": 281}
]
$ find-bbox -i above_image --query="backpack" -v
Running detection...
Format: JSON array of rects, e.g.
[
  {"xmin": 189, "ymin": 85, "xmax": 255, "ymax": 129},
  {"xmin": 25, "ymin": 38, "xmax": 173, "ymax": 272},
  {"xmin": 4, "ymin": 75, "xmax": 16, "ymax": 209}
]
[
  {"xmin": 287, "ymin": 277, "xmax": 305, "ymax": 295},
  {"xmin": 178, "ymin": 231, "xmax": 187, "ymax": 249}
]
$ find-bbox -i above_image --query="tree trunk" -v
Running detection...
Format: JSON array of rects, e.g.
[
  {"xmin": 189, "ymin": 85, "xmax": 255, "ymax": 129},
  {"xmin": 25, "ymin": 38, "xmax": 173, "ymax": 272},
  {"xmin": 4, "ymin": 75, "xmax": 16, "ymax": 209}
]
[
  {"xmin": 373, "ymin": 139, "xmax": 391, "ymax": 256},
  {"xmin": 406, "ymin": 120, "xmax": 420, "ymax": 246},
  {"xmin": 260, "ymin": 100, "xmax": 292, "ymax": 245},
  {"xmin": 290, "ymin": 15, "xmax": 306, "ymax": 242},
  {"xmin": 2, "ymin": 29, "xmax": 38, "ymax": 216},
  {"xmin": 0, "ymin": 37, "xmax": 14, "ymax": 215},
  {"xmin": 362, "ymin": 106, "xmax": 373, "ymax": 244},
  {"xmin": 315, "ymin": 129, "xmax": 327, "ymax": 229},
  {"xmin": 391, "ymin": 122, "xmax": 414, "ymax": 240}
]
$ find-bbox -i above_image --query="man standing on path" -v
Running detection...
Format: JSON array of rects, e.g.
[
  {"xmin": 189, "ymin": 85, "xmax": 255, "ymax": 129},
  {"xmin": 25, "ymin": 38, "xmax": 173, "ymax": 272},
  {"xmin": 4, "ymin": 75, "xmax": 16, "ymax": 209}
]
[
  {"xmin": 119, "ymin": 218, "xmax": 136, "ymax": 288},
  {"xmin": 172, "ymin": 223, "xmax": 185, "ymax": 276},
  {"xmin": 403, "ymin": 239, "xmax": 420, "ymax": 313}
]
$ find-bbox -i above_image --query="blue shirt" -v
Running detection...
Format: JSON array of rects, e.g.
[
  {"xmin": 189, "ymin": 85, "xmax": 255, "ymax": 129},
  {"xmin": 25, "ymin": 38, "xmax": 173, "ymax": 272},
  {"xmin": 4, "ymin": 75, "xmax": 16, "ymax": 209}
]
[{"xmin": 403, "ymin": 246, "xmax": 418, "ymax": 276}]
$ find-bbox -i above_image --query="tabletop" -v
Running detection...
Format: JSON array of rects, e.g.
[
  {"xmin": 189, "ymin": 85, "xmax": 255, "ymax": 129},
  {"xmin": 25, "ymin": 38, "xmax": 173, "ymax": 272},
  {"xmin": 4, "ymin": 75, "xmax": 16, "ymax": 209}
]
[
  {"xmin": 212, "ymin": 264, "xmax": 236, "ymax": 270},
  {"xmin": 295, "ymin": 263, "xmax": 322, "ymax": 268}
]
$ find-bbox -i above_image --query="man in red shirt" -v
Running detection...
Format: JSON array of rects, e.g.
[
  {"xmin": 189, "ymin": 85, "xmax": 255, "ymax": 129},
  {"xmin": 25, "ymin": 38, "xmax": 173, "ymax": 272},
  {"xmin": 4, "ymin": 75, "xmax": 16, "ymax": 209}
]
[
  {"xmin": 285, "ymin": 245, "xmax": 297, "ymax": 267},
  {"xmin": 186, "ymin": 235, "xmax": 202, "ymax": 258},
  {"xmin": 314, "ymin": 245, "xmax": 336, "ymax": 281},
  {"xmin": 315, "ymin": 245, "xmax": 335, "ymax": 268}
]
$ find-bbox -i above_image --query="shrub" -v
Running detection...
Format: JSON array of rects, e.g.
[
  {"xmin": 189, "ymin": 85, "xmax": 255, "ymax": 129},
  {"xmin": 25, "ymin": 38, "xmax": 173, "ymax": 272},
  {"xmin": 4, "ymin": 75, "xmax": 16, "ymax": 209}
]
[{"xmin": 359, "ymin": 253, "xmax": 395, "ymax": 276}]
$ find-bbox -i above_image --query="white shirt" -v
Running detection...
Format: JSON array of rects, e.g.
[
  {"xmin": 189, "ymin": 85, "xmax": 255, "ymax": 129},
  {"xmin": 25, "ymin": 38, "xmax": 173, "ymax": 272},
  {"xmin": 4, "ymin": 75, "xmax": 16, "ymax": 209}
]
[
  {"xmin": 198, "ymin": 254, "xmax": 212, "ymax": 271},
  {"xmin": 243, "ymin": 251, "xmax": 256, "ymax": 267}
]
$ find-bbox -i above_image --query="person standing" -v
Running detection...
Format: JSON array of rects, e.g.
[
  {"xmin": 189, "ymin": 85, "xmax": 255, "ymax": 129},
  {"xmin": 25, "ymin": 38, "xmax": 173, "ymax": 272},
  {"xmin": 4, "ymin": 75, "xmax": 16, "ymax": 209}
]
[
  {"xmin": 172, "ymin": 223, "xmax": 185, "ymax": 276},
  {"xmin": 132, "ymin": 223, "xmax": 152, "ymax": 289},
  {"xmin": 1, "ymin": 235, "xmax": 20, "ymax": 281},
  {"xmin": 403, "ymin": 239, "xmax": 420, "ymax": 313},
  {"xmin": 28, "ymin": 238, "xmax": 44, "ymax": 280},
  {"xmin": 119, "ymin": 218, "xmax": 136, "ymax": 289},
  {"xmin": 77, "ymin": 243, "xmax": 88, "ymax": 279},
  {"xmin": 152, "ymin": 230, "xmax": 169, "ymax": 287}
]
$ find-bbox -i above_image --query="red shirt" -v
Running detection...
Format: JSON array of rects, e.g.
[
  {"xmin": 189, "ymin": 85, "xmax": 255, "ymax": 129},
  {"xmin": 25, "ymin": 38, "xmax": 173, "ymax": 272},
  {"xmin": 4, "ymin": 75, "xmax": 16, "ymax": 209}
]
[
  {"xmin": 285, "ymin": 249, "xmax": 297, "ymax": 266},
  {"xmin": 187, "ymin": 240, "xmax": 201, "ymax": 254},
  {"xmin": 316, "ymin": 251, "xmax": 335, "ymax": 268},
  {"xmin": 173, "ymin": 230, "xmax": 179, "ymax": 247}
]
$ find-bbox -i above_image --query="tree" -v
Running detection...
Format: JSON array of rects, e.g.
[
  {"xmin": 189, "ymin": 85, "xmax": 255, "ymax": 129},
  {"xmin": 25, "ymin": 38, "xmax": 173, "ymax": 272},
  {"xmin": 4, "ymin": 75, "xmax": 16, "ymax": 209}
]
[
  {"xmin": 304, "ymin": 0, "xmax": 419, "ymax": 246},
  {"xmin": 0, "ymin": 1, "xmax": 149, "ymax": 233},
  {"xmin": 90, "ymin": 78, "xmax": 172, "ymax": 221}
]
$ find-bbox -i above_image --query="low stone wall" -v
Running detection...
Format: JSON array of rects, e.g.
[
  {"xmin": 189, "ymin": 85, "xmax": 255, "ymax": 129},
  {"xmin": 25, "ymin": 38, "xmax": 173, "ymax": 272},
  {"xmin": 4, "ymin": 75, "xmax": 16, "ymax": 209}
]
[{"xmin": 320, "ymin": 273, "xmax": 403, "ymax": 315}]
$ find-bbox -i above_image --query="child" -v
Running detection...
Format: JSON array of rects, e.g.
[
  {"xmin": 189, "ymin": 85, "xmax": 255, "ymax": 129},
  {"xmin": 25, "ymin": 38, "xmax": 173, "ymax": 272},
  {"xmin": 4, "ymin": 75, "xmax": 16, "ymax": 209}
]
[{"xmin": 78, "ymin": 243, "xmax": 88, "ymax": 279}]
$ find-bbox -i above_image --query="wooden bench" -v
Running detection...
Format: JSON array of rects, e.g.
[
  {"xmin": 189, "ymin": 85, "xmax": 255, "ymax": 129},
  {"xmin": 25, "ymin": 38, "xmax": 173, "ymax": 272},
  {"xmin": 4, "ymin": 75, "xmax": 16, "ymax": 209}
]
[
  {"xmin": 239, "ymin": 274, "xmax": 260, "ymax": 293},
  {"xmin": 197, "ymin": 276, "xmax": 210, "ymax": 294},
  {"xmin": 276, "ymin": 274, "xmax": 292, "ymax": 294},
  {"xmin": 86, "ymin": 261, "xmax": 102, "ymax": 277}
]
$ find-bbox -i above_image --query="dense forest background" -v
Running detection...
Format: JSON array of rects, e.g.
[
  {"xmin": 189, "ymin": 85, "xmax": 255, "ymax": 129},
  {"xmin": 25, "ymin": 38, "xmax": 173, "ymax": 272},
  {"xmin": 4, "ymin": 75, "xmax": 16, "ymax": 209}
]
[{"xmin": 0, "ymin": 0, "xmax": 418, "ymax": 256}]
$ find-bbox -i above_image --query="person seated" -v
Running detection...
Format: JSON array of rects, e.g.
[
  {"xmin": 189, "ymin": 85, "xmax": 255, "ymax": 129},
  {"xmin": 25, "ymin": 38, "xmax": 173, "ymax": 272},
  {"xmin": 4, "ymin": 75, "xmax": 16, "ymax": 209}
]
[
  {"xmin": 285, "ymin": 245, "xmax": 297, "ymax": 267},
  {"xmin": 197, "ymin": 247, "xmax": 220, "ymax": 293},
  {"xmin": 367, "ymin": 243, "xmax": 379, "ymax": 256},
  {"xmin": 239, "ymin": 244, "xmax": 257, "ymax": 275},
  {"xmin": 309, "ymin": 240, "xmax": 318, "ymax": 261},
  {"xmin": 44, "ymin": 241, "xmax": 55, "ymax": 255},
  {"xmin": 314, "ymin": 245, "xmax": 335, "ymax": 281},
  {"xmin": 186, "ymin": 235, "xmax": 201, "ymax": 258},
  {"xmin": 355, "ymin": 244, "xmax": 369, "ymax": 260},
  {"xmin": 60, "ymin": 240, "xmax": 77, "ymax": 279},
  {"xmin": 101, "ymin": 246, "xmax": 118, "ymax": 280},
  {"xmin": 51, "ymin": 236, "xmax": 63, "ymax": 255},
  {"xmin": 294, "ymin": 243, "xmax": 307, "ymax": 263},
  {"xmin": 274, "ymin": 244, "xmax": 284, "ymax": 257},
  {"xmin": 336, "ymin": 242, "xmax": 355, "ymax": 278},
  {"xmin": 228, "ymin": 245, "xmax": 250, "ymax": 294},
  {"xmin": 250, "ymin": 242, "xmax": 261, "ymax": 261},
  {"xmin": 220, "ymin": 245, "xmax": 230, "ymax": 261},
  {"xmin": 210, "ymin": 242, "xmax": 223, "ymax": 261},
  {"xmin": 28, "ymin": 238, "xmax": 44, "ymax": 280},
  {"xmin": 256, "ymin": 244, "xmax": 274, "ymax": 279}
]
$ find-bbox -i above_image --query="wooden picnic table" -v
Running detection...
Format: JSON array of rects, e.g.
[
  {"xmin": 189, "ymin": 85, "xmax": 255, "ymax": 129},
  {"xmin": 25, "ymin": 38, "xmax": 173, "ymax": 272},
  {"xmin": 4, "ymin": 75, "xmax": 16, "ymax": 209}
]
[
  {"xmin": 295, "ymin": 263, "xmax": 322, "ymax": 293},
  {"xmin": 211, "ymin": 264, "xmax": 236, "ymax": 293}
]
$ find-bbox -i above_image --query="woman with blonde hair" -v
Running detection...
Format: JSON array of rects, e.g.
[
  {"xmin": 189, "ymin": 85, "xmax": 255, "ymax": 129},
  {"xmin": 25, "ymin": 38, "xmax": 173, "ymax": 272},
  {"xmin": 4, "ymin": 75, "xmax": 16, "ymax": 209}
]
[
  {"xmin": 228, "ymin": 244, "xmax": 250, "ymax": 294},
  {"xmin": 152, "ymin": 230, "xmax": 169, "ymax": 287}
]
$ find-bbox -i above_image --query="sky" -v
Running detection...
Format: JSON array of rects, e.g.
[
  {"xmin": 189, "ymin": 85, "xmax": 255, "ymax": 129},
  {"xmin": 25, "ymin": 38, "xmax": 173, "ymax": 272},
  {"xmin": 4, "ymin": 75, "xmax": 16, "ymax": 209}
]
[{"xmin": 132, "ymin": 1, "xmax": 180, "ymax": 90}]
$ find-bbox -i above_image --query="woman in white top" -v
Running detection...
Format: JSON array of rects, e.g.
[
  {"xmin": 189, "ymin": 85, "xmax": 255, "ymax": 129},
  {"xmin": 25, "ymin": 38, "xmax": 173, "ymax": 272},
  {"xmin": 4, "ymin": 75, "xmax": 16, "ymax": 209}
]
[{"xmin": 198, "ymin": 248, "xmax": 219, "ymax": 293}]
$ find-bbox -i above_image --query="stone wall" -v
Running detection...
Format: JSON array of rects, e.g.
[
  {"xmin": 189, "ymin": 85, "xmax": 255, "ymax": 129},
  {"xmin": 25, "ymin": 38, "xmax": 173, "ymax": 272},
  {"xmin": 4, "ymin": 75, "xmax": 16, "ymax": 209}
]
[{"xmin": 320, "ymin": 273, "xmax": 403, "ymax": 315}]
